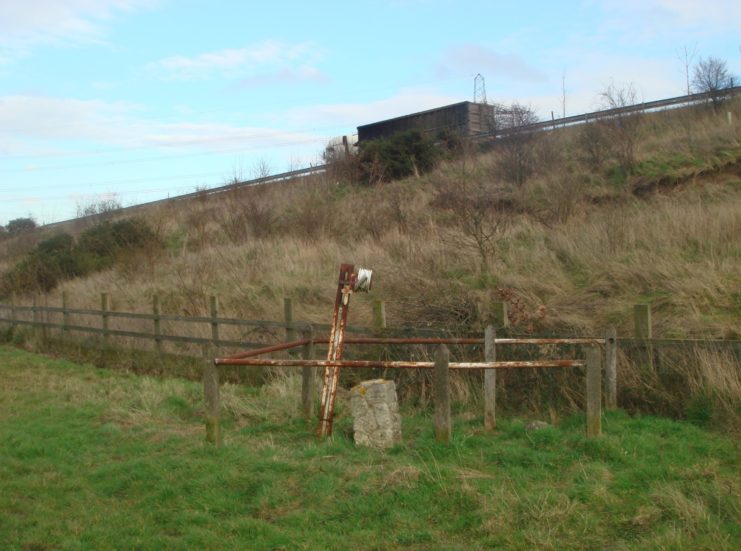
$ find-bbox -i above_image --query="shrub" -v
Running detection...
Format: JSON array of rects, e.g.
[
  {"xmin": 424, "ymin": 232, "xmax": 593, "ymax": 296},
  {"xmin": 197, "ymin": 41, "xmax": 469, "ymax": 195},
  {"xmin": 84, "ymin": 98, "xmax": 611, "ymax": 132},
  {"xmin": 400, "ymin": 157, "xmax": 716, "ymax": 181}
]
[
  {"xmin": 6, "ymin": 217, "xmax": 37, "ymax": 236},
  {"xmin": 358, "ymin": 130, "xmax": 440, "ymax": 184},
  {"xmin": 76, "ymin": 218, "xmax": 159, "ymax": 272},
  {"xmin": 0, "ymin": 218, "xmax": 160, "ymax": 297},
  {"xmin": 0, "ymin": 233, "xmax": 79, "ymax": 294}
]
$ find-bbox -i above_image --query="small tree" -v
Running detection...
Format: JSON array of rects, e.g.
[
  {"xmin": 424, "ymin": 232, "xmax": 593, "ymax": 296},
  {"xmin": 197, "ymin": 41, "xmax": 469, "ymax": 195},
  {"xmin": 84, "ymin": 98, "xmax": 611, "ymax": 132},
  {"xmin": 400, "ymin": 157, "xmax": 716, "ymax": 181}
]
[
  {"xmin": 692, "ymin": 56, "xmax": 733, "ymax": 110},
  {"xmin": 577, "ymin": 119, "xmax": 612, "ymax": 170},
  {"xmin": 599, "ymin": 83, "xmax": 642, "ymax": 172},
  {"xmin": 432, "ymin": 166, "xmax": 512, "ymax": 273},
  {"xmin": 496, "ymin": 103, "xmax": 539, "ymax": 186}
]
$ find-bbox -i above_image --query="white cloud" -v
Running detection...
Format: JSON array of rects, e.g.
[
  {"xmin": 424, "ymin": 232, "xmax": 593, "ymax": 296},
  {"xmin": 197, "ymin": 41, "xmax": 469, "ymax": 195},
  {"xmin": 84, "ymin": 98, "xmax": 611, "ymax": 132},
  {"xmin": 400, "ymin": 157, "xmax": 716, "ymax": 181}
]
[
  {"xmin": 0, "ymin": 94, "xmax": 325, "ymax": 157},
  {"xmin": 437, "ymin": 44, "xmax": 547, "ymax": 83},
  {"xmin": 282, "ymin": 88, "xmax": 461, "ymax": 130},
  {"xmin": 0, "ymin": 0, "xmax": 154, "ymax": 62},
  {"xmin": 149, "ymin": 41, "xmax": 327, "ymax": 83},
  {"xmin": 595, "ymin": 0, "xmax": 741, "ymax": 39}
]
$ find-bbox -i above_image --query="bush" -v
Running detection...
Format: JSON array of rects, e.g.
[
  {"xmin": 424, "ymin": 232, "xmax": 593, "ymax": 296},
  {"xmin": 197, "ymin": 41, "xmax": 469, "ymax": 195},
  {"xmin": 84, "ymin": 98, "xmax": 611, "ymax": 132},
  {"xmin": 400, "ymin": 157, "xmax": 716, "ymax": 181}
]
[
  {"xmin": 76, "ymin": 218, "xmax": 159, "ymax": 272},
  {"xmin": 0, "ymin": 233, "xmax": 79, "ymax": 294},
  {"xmin": 0, "ymin": 218, "xmax": 160, "ymax": 297},
  {"xmin": 358, "ymin": 130, "xmax": 440, "ymax": 184},
  {"xmin": 6, "ymin": 217, "xmax": 37, "ymax": 236}
]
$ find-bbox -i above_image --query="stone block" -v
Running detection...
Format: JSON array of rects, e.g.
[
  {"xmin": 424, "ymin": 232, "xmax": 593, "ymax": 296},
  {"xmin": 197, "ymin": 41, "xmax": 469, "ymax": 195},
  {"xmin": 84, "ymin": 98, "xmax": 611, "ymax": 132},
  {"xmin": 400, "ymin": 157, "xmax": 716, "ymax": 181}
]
[{"xmin": 350, "ymin": 379, "xmax": 402, "ymax": 449}]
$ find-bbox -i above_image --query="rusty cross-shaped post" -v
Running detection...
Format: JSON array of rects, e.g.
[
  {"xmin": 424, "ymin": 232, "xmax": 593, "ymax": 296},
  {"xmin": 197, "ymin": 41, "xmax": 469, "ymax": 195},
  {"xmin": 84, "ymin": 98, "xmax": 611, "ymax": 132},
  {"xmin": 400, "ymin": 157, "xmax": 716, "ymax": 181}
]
[{"xmin": 316, "ymin": 263, "xmax": 372, "ymax": 437}]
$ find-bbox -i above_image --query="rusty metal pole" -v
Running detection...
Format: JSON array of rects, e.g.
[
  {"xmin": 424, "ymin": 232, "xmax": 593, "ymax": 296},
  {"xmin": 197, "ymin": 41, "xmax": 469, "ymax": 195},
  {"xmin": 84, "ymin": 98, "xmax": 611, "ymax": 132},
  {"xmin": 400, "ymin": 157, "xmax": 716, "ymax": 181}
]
[{"xmin": 316, "ymin": 264, "xmax": 372, "ymax": 438}]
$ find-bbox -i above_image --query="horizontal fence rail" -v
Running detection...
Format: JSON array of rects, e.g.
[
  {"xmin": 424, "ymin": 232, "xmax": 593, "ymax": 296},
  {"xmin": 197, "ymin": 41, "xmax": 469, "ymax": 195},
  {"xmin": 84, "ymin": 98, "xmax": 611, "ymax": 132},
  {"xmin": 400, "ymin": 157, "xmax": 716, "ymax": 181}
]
[
  {"xmin": 213, "ymin": 358, "xmax": 586, "ymax": 369},
  {"xmin": 1, "ymin": 301, "xmax": 739, "ymax": 356}
]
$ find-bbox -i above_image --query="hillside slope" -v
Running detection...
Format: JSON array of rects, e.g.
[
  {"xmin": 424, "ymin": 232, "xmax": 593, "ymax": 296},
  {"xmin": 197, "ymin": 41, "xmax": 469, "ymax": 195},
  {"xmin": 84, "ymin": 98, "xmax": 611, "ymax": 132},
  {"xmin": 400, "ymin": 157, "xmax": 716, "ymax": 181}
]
[{"xmin": 3, "ymin": 101, "xmax": 738, "ymax": 339}]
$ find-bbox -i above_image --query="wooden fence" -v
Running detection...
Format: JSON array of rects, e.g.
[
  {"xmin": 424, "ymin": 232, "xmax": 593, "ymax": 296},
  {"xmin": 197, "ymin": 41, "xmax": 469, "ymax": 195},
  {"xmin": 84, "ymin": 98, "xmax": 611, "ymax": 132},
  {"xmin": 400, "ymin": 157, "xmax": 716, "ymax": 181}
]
[
  {"xmin": 0, "ymin": 293, "xmax": 456, "ymax": 356},
  {"xmin": 0, "ymin": 295, "xmax": 738, "ymax": 358},
  {"xmin": 2, "ymin": 295, "xmax": 739, "ymax": 443}
]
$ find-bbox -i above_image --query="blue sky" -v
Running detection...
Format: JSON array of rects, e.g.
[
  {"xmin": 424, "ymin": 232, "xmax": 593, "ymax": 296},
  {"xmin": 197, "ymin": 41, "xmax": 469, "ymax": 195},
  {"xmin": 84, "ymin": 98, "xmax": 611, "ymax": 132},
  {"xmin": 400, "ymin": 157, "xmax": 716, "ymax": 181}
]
[{"xmin": 1, "ymin": 0, "xmax": 739, "ymax": 225}]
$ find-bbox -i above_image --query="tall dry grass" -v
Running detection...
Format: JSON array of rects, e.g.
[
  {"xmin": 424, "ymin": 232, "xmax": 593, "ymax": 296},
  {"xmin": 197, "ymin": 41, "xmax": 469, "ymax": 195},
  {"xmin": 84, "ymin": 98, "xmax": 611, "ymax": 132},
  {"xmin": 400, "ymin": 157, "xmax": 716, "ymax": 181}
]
[{"xmin": 2, "ymin": 100, "xmax": 739, "ymax": 423}]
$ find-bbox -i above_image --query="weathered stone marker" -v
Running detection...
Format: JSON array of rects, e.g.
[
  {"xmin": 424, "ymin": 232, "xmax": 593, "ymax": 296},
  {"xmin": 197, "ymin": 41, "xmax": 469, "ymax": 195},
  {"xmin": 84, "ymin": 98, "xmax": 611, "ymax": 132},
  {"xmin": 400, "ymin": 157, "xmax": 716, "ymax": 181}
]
[{"xmin": 350, "ymin": 379, "xmax": 402, "ymax": 448}]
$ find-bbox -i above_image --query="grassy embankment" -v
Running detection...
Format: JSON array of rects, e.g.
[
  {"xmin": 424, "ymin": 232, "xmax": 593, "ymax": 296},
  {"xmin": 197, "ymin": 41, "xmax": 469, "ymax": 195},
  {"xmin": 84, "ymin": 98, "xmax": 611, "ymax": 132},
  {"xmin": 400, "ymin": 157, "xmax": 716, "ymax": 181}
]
[
  {"xmin": 1, "ymin": 347, "xmax": 739, "ymax": 550},
  {"xmin": 0, "ymin": 100, "xmax": 739, "ymax": 425},
  {"xmin": 1, "ymin": 101, "xmax": 739, "ymax": 338}
]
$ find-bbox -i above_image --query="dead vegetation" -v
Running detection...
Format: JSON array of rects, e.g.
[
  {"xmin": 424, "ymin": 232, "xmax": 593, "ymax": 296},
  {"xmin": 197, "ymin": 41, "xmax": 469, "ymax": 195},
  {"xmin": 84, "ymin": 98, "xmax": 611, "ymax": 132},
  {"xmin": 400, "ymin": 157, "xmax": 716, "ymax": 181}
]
[{"xmin": 1, "ymin": 99, "xmax": 739, "ymax": 424}]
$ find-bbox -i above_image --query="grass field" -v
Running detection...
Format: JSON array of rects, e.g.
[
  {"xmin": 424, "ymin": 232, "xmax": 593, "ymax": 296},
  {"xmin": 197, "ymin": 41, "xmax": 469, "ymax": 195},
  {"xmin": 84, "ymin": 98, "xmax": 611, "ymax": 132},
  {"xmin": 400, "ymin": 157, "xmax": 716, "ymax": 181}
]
[{"xmin": 1, "ymin": 346, "xmax": 739, "ymax": 550}]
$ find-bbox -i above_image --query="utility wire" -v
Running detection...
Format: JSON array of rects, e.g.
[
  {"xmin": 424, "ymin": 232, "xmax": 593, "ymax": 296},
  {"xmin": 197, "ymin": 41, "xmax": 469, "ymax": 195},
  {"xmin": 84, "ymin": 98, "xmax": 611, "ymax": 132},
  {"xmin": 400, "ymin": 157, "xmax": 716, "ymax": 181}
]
[{"xmin": 0, "ymin": 135, "xmax": 325, "ymax": 176}]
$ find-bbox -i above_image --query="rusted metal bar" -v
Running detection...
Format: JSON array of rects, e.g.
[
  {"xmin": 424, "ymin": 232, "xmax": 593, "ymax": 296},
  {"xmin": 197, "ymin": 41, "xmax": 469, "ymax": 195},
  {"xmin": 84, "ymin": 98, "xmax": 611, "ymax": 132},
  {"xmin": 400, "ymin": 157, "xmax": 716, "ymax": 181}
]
[
  {"xmin": 341, "ymin": 337, "xmax": 605, "ymax": 345},
  {"xmin": 494, "ymin": 338, "xmax": 605, "ymax": 345},
  {"xmin": 210, "ymin": 335, "xmax": 606, "ymax": 365},
  {"xmin": 342, "ymin": 337, "xmax": 483, "ymax": 345},
  {"xmin": 317, "ymin": 264, "xmax": 358, "ymax": 438},
  {"xmin": 223, "ymin": 339, "xmax": 313, "ymax": 360},
  {"xmin": 214, "ymin": 358, "xmax": 585, "ymax": 369}
]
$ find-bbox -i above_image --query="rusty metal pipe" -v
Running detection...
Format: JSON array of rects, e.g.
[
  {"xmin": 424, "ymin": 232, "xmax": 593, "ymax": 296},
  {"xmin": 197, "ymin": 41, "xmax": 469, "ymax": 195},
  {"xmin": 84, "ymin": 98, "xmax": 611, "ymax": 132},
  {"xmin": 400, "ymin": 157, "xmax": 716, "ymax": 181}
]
[
  {"xmin": 221, "ymin": 337, "xmax": 606, "ymax": 361},
  {"xmin": 317, "ymin": 263, "xmax": 355, "ymax": 438},
  {"xmin": 214, "ymin": 358, "xmax": 585, "ymax": 369},
  {"xmin": 340, "ymin": 337, "xmax": 605, "ymax": 346},
  {"xmin": 222, "ymin": 339, "xmax": 312, "ymax": 360},
  {"xmin": 494, "ymin": 338, "xmax": 605, "ymax": 345}
]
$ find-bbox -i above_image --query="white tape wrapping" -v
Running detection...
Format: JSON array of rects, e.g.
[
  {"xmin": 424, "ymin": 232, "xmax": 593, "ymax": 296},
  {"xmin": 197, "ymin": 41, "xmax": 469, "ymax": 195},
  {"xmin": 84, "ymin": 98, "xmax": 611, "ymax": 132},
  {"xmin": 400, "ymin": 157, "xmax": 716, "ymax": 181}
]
[{"xmin": 354, "ymin": 268, "xmax": 373, "ymax": 293}]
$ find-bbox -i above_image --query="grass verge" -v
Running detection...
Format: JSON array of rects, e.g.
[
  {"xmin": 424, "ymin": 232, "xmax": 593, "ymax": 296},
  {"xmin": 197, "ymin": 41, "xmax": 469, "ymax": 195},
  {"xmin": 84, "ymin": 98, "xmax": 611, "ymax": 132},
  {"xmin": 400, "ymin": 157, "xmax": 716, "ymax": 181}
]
[{"xmin": 1, "ymin": 346, "xmax": 739, "ymax": 550}]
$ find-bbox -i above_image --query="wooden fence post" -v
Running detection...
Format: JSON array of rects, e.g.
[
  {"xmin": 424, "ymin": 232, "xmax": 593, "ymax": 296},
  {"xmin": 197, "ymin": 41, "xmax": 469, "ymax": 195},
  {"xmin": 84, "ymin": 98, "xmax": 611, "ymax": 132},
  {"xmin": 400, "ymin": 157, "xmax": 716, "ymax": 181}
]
[
  {"xmin": 634, "ymin": 303, "xmax": 653, "ymax": 369},
  {"xmin": 10, "ymin": 292, "xmax": 16, "ymax": 331},
  {"xmin": 489, "ymin": 300, "xmax": 509, "ymax": 332},
  {"xmin": 433, "ymin": 344, "xmax": 452, "ymax": 443},
  {"xmin": 101, "ymin": 292, "xmax": 110, "ymax": 349},
  {"xmin": 301, "ymin": 326, "xmax": 316, "ymax": 420},
  {"xmin": 152, "ymin": 295, "xmax": 162, "ymax": 354},
  {"xmin": 41, "ymin": 296, "xmax": 50, "ymax": 343},
  {"xmin": 605, "ymin": 327, "xmax": 617, "ymax": 409},
  {"xmin": 586, "ymin": 346, "xmax": 602, "ymax": 438},
  {"xmin": 283, "ymin": 298, "xmax": 295, "ymax": 344},
  {"xmin": 484, "ymin": 325, "xmax": 496, "ymax": 430},
  {"xmin": 203, "ymin": 347, "xmax": 221, "ymax": 446},
  {"xmin": 634, "ymin": 304, "xmax": 652, "ymax": 338},
  {"xmin": 62, "ymin": 292, "xmax": 70, "ymax": 337},
  {"xmin": 209, "ymin": 296, "xmax": 219, "ymax": 346},
  {"xmin": 32, "ymin": 295, "xmax": 41, "ymax": 344},
  {"xmin": 372, "ymin": 300, "xmax": 387, "ymax": 334}
]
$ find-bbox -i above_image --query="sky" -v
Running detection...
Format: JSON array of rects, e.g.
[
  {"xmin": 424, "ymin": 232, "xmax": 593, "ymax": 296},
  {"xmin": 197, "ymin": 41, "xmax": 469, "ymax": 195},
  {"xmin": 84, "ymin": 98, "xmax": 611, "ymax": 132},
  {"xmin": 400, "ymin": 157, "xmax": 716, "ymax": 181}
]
[{"xmin": 1, "ymin": 0, "xmax": 739, "ymax": 226}]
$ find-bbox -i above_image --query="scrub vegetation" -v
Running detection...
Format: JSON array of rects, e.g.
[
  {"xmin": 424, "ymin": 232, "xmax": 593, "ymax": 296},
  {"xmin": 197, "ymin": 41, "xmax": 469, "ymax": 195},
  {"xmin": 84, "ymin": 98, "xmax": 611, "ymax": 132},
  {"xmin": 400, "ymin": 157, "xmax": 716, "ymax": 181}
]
[{"xmin": 1, "ymin": 99, "xmax": 740, "ymax": 421}]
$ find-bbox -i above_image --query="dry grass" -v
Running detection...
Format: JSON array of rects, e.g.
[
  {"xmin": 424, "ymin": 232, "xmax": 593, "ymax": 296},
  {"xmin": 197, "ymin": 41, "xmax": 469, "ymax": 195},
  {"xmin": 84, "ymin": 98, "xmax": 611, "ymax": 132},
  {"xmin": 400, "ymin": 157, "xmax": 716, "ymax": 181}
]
[{"xmin": 2, "ymin": 101, "xmax": 740, "ymax": 422}]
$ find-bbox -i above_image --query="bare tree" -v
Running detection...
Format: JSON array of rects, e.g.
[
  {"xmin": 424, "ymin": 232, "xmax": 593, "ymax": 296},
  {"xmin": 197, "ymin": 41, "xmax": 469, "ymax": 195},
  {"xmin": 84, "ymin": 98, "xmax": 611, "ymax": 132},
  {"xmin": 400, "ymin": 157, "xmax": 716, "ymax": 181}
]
[
  {"xmin": 496, "ymin": 103, "xmax": 539, "ymax": 186},
  {"xmin": 432, "ymin": 166, "xmax": 513, "ymax": 273},
  {"xmin": 677, "ymin": 45, "xmax": 698, "ymax": 151},
  {"xmin": 599, "ymin": 82, "xmax": 643, "ymax": 172},
  {"xmin": 251, "ymin": 158, "xmax": 272, "ymax": 180},
  {"xmin": 677, "ymin": 45, "xmax": 697, "ymax": 96},
  {"xmin": 692, "ymin": 56, "xmax": 733, "ymax": 109}
]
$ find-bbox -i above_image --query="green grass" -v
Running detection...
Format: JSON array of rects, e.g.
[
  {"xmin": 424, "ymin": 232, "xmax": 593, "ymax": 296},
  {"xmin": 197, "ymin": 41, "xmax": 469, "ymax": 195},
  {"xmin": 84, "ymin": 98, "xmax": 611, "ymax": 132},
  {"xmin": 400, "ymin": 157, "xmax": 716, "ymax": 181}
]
[{"xmin": 1, "ymin": 346, "xmax": 739, "ymax": 550}]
